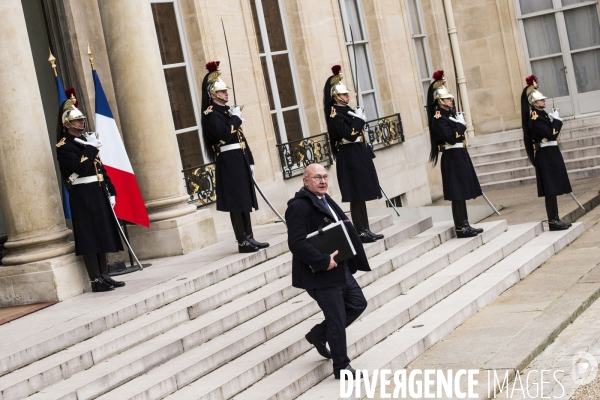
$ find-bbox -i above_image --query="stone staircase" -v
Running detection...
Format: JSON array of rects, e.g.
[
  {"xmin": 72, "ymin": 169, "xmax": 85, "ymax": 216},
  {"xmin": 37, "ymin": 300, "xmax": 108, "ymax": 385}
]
[
  {"xmin": 0, "ymin": 214, "xmax": 583, "ymax": 400},
  {"xmin": 470, "ymin": 115, "xmax": 600, "ymax": 191}
]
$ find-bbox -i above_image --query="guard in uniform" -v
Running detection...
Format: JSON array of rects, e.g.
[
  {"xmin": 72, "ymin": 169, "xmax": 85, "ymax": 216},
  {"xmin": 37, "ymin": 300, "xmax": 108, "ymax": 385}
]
[
  {"xmin": 521, "ymin": 75, "xmax": 572, "ymax": 230},
  {"xmin": 56, "ymin": 95, "xmax": 125, "ymax": 292},
  {"xmin": 323, "ymin": 65, "xmax": 383, "ymax": 243},
  {"xmin": 200, "ymin": 61, "xmax": 269, "ymax": 253},
  {"xmin": 427, "ymin": 71, "xmax": 483, "ymax": 238}
]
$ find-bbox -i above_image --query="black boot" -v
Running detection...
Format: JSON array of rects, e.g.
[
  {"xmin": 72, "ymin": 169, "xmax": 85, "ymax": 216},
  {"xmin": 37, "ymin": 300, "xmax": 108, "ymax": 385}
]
[
  {"xmin": 102, "ymin": 274, "xmax": 125, "ymax": 288},
  {"xmin": 358, "ymin": 230, "xmax": 377, "ymax": 243},
  {"xmin": 238, "ymin": 240, "xmax": 260, "ymax": 253},
  {"xmin": 455, "ymin": 223, "xmax": 479, "ymax": 238},
  {"xmin": 247, "ymin": 234, "xmax": 270, "ymax": 249},
  {"xmin": 364, "ymin": 228, "xmax": 384, "ymax": 240},
  {"xmin": 465, "ymin": 220, "xmax": 483, "ymax": 234},
  {"xmin": 548, "ymin": 217, "xmax": 571, "ymax": 231},
  {"xmin": 91, "ymin": 278, "xmax": 115, "ymax": 292}
]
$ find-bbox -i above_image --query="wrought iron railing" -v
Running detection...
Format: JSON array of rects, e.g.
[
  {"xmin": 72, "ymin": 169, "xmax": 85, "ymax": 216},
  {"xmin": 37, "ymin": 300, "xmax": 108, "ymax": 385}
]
[
  {"xmin": 276, "ymin": 133, "xmax": 334, "ymax": 180},
  {"xmin": 182, "ymin": 162, "xmax": 217, "ymax": 206},
  {"xmin": 365, "ymin": 113, "xmax": 405, "ymax": 152}
]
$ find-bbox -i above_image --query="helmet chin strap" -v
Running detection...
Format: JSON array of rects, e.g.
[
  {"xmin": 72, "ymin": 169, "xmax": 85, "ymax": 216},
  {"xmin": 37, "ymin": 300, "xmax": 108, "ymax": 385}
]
[
  {"xmin": 65, "ymin": 120, "xmax": 86, "ymax": 132},
  {"xmin": 333, "ymin": 94, "xmax": 348, "ymax": 106}
]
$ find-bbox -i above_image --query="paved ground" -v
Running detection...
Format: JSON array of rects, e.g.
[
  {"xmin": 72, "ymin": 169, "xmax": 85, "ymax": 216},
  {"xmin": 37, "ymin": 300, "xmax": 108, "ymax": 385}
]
[{"xmin": 366, "ymin": 177, "xmax": 600, "ymax": 399}]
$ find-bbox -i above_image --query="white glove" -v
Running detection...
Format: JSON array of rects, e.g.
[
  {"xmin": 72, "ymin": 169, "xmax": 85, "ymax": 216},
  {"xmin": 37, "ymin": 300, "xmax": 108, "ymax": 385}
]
[
  {"xmin": 109, "ymin": 196, "xmax": 116, "ymax": 208},
  {"xmin": 348, "ymin": 106, "xmax": 367, "ymax": 121},
  {"xmin": 250, "ymin": 164, "xmax": 255, "ymax": 176},
  {"xmin": 230, "ymin": 106, "xmax": 244, "ymax": 121},
  {"xmin": 456, "ymin": 113, "xmax": 466, "ymax": 126},
  {"xmin": 552, "ymin": 109, "xmax": 562, "ymax": 121},
  {"xmin": 74, "ymin": 133, "xmax": 102, "ymax": 148}
]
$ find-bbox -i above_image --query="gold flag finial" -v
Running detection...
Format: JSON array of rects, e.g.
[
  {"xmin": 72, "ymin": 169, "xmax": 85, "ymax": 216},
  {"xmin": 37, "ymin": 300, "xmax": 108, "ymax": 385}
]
[
  {"xmin": 87, "ymin": 42, "xmax": 95, "ymax": 70},
  {"xmin": 48, "ymin": 48, "xmax": 58, "ymax": 76}
]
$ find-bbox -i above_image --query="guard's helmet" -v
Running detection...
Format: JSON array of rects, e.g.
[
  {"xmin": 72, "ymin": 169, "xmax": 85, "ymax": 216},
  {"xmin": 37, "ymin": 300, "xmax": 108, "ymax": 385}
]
[
  {"xmin": 61, "ymin": 94, "xmax": 86, "ymax": 129},
  {"xmin": 431, "ymin": 70, "xmax": 454, "ymax": 102},
  {"xmin": 525, "ymin": 75, "xmax": 547, "ymax": 105},
  {"xmin": 204, "ymin": 61, "xmax": 229, "ymax": 97},
  {"xmin": 328, "ymin": 65, "xmax": 351, "ymax": 105}
]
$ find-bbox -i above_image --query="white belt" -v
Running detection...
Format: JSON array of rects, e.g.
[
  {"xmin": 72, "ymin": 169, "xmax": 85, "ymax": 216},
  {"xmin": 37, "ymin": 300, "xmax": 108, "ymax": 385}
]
[
  {"xmin": 540, "ymin": 141, "xmax": 558, "ymax": 148},
  {"xmin": 444, "ymin": 142, "xmax": 465, "ymax": 150},
  {"xmin": 340, "ymin": 137, "xmax": 363, "ymax": 145},
  {"xmin": 220, "ymin": 143, "xmax": 241, "ymax": 152},
  {"xmin": 72, "ymin": 175, "xmax": 103, "ymax": 185}
]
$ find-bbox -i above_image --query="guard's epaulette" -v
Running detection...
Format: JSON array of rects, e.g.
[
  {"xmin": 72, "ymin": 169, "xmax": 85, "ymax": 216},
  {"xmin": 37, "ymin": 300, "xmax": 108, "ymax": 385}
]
[
  {"xmin": 531, "ymin": 111, "xmax": 538, "ymax": 120},
  {"xmin": 330, "ymin": 107, "xmax": 337, "ymax": 118},
  {"xmin": 56, "ymin": 137, "xmax": 66, "ymax": 147},
  {"xmin": 434, "ymin": 111, "xmax": 441, "ymax": 119},
  {"xmin": 203, "ymin": 106, "xmax": 213, "ymax": 115}
]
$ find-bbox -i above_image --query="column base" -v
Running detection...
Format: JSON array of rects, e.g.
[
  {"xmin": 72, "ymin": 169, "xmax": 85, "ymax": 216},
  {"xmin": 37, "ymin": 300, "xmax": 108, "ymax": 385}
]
[
  {"xmin": 127, "ymin": 209, "xmax": 217, "ymax": 259},
  {"xmin": 0, "ymin": 254, "xmax": 89, "ymax": 307}
]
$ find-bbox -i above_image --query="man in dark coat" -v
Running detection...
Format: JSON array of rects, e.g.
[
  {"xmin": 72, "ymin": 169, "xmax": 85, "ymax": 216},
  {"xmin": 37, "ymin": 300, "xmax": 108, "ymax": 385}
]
[
  {"xmin": 521, "ymin": 75, "xmax": 572, "ymax": 231},
  {"xmin": 323, "ymin": 65, "xmax": 383, "ymax": 244},
  {"xmin": 286, "ymin": 163, "xmax": 370, "ymax": 380},
  {"xmin": 56, "ymin": 95, "xmax": 124, "ymax": 292},
  {"xmin": 427, "ymin": 70, "xmax": 483, "ymax": 238},
  {"xmin": 200, "ymin": 61, "xmax": 268, "ymax": 253}
]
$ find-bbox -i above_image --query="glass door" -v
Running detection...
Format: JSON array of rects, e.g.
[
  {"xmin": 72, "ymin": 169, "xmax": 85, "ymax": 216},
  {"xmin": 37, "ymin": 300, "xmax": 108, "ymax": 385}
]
[{"xmin": 517, "ymin": 0, "xmax": 600, "ymax": 116}]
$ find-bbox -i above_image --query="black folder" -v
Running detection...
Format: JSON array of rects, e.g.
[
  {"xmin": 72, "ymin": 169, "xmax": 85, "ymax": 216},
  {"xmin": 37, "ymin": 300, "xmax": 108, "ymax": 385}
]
[{"xmin": 306, "ymin": 221, "xmax": 357, "ymax": 271}]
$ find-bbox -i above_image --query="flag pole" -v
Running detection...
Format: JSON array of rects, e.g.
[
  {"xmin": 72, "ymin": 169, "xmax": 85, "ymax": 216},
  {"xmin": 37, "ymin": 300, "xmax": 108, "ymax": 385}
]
[{"xmin": 87, "ymin": 42, "xmax": 95, "ymax": 71}]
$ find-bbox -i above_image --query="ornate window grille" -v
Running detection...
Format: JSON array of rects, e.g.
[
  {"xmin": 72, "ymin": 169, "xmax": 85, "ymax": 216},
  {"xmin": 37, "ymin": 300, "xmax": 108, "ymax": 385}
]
[
  {"xmin": 365, "ymin": 113, "xmax": 404, "ymax": 152},
  {"xmin": 182, "ymin": 162, "xmax": 217, "ymax": 206},
  {"xmin": 276, "ymin": 133, "xmax": 334, "ymax": 180}
]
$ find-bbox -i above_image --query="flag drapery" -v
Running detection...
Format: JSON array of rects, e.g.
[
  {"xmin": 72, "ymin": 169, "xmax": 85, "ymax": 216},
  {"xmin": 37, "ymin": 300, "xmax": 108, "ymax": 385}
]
[
  {"xmin": 55, "ymin": 76, "xmax": 72, "ymax": 220},
  {"xmin": 93, "ymin": 70, "xmax": 150, "ymax": 227}
]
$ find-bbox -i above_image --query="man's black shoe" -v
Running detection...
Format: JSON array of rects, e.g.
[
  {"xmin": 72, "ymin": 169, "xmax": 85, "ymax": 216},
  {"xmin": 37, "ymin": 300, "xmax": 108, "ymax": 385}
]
[
  {"xmin": 102, "ymin": 274, "xmax": 125, "ymax": 288},
  {"xmin": 465, "ymin": 220, "xmax": 483, "ymax": 234},
  {"xmin": 247, "ymin": 234, "xmax": 270, "ymax": 249},
  {"xmin": 335, "ymin": 364, "xmax": 362, "ymax": 380},
  {"xmin": 238, "ymin": 240, "xmax": 260, "ymax": 253},
  {"xmin": 548, "ymin": 217, "xmax": 571, "ymax": 231},
  {"xmin": 305, "ymin": 332, "xmax": 331, "ymax": 359},
  {"xmin": 358, "ymin": 231, "xmax": 377, "ymax": 243},
  {"xmin": 364, "ymin": 229, "xmax": 384, "ymax": 240},
  {"xmin": 455, "ymin": 224, "xmax": 479, "ymax": 238},
  {"xmin": 91, "ymin": 279, "xmax": 114, "ymax": 292}
]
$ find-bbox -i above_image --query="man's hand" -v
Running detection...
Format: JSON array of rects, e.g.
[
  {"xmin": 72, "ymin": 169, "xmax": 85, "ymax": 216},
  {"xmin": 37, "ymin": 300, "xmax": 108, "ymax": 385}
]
[
  {"xmin": 74, "ymin": 134, "xmax": 102, "ymax": 148},
  {"xmin": 552, "ymin": 109, "xmax": 562, "ymax": 121},
  {"xmin": 230, "ymin": 105, "xmax": 244, "ymax": 121},
  {"xmin": 327, "ymin": 250, "xmax": 339, "ymax": 270},
  {"xmin": 348, "ymin": 106, "xmax": 367, "ymax": 121},
  {"xmin": 456, "ymin": 113, "xmax": 466, "ymax": 126},
  {"xmin": 109, "ymin": 195, "xmax": 116, "ymax": 208},
  {"xmin": 250, "ymin": 164, "xmax": 255, "ymax": 176}
]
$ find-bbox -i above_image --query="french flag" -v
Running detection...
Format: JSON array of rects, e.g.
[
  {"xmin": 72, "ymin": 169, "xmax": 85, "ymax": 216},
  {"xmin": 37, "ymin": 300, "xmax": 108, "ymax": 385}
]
[{"xmin": 93, "ymin": 70, "xmax": 150, "ymax": 228}]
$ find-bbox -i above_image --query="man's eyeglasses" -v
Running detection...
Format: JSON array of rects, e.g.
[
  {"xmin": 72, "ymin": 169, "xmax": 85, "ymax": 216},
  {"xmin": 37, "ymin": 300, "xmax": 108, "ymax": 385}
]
[{"xmin": 305, "ymin": 175, "xmax": 329, "ymax": 181}]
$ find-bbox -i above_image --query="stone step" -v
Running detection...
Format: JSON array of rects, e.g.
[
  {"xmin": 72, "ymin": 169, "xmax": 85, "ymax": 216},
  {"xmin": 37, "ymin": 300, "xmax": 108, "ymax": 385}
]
[
  {"xmin": 94, "ymin": 222, "xmax": 456, "ymax": 400},
  {"xmin": 468, "ymin": 133, "xmax": 600, "ymax": 157},
  {"xmin": 295, "ymin": 223, "xmax": 585, "ymax": 400},
  {"xmin": 481, "ymin": 165, "xmax": 600, "ymax": 191},
  {"xmin": 12, "ymin": 217, "xmax": 411, "ymax": 400},
  {"xmin": 473, "ymin": 145, "xmax": 600, "ymax": 174},
  {"xmin": 468, "ymin": 117, "xmax": 600, "ymax": 148},
  {"xmin": 477, "ymin": 154, "xmax": 600, "ymax": 184},
  {"xmin": 157, "ymin": 221, "xmax": 508, "ymax": 400},
  {"xmin": 232, "ymin": 222, "xmax": 536, "ymax": 400}
]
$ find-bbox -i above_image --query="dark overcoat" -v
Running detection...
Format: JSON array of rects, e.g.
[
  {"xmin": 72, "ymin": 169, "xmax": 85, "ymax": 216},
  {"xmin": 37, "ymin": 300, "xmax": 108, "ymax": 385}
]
[
  {"xmin": 328, "ymin": 105, "xmax": 381, "ymax": 203},
  {"xmin": 286, "ymin": 187, "xmax": 371, "ymax": 290},
  {"xmin": 56, "ymin": 134, "xmax": 123, "ymax": 255},
  {"xmin": 430, "ymin": 107, "xmax": 482, "ymax": 201},
  {"xmin": 528, "ymin": 108, "xmax": 572, "ymax": 197},
  {"xmin": 202, "ymin": 103, "xmax": 258, "ymax": 212}
]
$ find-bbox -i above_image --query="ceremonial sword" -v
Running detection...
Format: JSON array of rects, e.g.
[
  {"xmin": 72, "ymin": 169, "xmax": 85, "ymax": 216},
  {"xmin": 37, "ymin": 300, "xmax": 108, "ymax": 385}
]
[
  {"xmin": 481, "ymin": 192, "xmax": 501, "ymax": 216},
  {"xmin": 349, "ymin": 26, "xmax": 400, "ymax": 217},
  {"xmin": 222, "ymin": 20, "xmax": 286, "ymax": 224},
  {"xmin": 104, "ymin": 188, "xmax": 144, "ymax": 271},
  {"xmin": 569, "ymin": 192, "xmax": 586, "ymax": 211}
]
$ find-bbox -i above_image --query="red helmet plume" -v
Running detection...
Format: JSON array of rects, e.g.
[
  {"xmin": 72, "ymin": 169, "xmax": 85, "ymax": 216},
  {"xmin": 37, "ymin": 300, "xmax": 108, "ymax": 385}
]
[
  {"xmin": 432, "ymin": 70, "xmax": 444, "ymax": 81},
  {"xmin": 64, "ymin": 87, "xmax": 79, "ymax": 108},
  {"xmin": 331, "ymin": 65, "xmax": 342, "ymax": 75},
  {"xmin": 525, "ymin": 75, "xmax": 538, "ymax": 86},
  {"xmin": 205, "ymin": 61, "xmax": 220, "ymax": 72}
]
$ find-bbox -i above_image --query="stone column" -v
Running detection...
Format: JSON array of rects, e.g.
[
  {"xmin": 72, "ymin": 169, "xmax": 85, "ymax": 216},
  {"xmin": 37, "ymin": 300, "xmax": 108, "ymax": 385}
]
[
  {"xmin": 97, "ymin": 0, "xmax": 216, "ymax": 258},
  {"xmin": 0, "ymin": 0, "xmax": 89, "ymax": 305}
]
